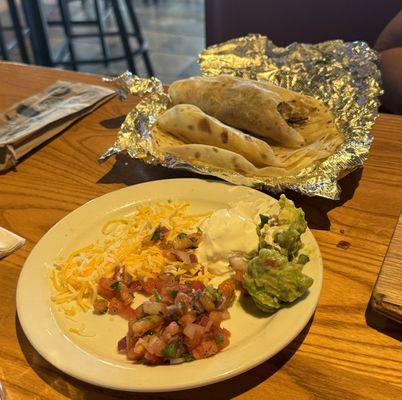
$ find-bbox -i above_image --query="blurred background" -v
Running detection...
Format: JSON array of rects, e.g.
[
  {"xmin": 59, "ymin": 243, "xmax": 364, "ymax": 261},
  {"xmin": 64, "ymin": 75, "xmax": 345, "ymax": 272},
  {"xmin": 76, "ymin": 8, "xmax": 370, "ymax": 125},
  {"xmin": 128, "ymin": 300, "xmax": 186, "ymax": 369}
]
[
  {"xmin": 0, "ymin": 1, "xmax": 400, "ymax": 112},
  {"xmin": 0, "ymin": 0, "xmax": 204, "ymax": 83}
]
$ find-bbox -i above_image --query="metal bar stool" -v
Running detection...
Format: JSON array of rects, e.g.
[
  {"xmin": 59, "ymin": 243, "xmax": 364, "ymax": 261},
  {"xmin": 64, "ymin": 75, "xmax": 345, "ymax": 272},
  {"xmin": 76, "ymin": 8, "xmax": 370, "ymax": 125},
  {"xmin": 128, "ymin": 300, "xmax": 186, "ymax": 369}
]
[
  {"xmin": 20, "ymin": 0, "xmax": 154, "ymax": 77},
  {"xmin": 21, "ymin": 0, "xmax": 53, "ymax": 66},
  {"xmin": 57, "ymin": 0, "xmax": 78, "ymax": 70},
  {"xmin": 0, "ymin": 0, "xmax": 30, "ymax": 63},
  {"xmin": 0, "ymin": 14, "xmax": 9, "ymax": 61},
  {"xmin": 6, "ymin": 0, "xmax": 30, "ymax": 63},
  {"xmin": 48, "ymin": 0, "xmax": 114, "ymax": 68}
]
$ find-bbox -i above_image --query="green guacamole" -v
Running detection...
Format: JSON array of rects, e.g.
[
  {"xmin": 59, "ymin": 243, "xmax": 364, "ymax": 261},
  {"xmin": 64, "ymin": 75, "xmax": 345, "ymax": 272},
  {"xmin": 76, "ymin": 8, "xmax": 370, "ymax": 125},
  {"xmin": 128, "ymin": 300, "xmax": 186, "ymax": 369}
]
[{"xmin": 244, "ymin": 195, "xmax": 313, "ymax": 313}]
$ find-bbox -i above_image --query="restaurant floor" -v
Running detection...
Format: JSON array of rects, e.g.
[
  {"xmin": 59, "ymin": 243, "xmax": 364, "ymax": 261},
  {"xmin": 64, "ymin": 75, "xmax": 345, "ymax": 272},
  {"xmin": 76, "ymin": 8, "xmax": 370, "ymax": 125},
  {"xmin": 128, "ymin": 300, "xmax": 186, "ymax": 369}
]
[{"xmin": 4, "ymin": 0, "xmax": 205, "ymax": 84}]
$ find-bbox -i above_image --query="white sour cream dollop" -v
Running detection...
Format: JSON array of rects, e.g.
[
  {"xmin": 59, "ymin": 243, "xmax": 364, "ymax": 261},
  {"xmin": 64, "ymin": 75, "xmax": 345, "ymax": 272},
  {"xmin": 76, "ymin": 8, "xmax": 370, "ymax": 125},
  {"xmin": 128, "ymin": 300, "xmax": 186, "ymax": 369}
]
[{"xmin": 196, "ymin": 199, "xmax": 277, "ymax": 275}]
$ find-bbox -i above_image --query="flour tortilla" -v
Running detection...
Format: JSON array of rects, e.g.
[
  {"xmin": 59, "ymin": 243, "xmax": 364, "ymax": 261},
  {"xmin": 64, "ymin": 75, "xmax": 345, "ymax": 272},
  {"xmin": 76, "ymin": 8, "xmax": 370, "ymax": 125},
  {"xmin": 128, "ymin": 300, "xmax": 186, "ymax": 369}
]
[
  {"xmin": 157, "ymin": 104, "xmax": 279, "ymax": 167},
  {"xmin": 169, "ymin": 76, "xmax": 306, "ymax": 148},
  {"xmin": 156, "ymin": 75, "xmax": 344, "ymax": 177},
  {"xmin": 161, "ymin": 143, "xmax": 278, "ymax": 175},
  {"xmin": 169, "ymin": 75, "xmax": 342, "ymax": 149}
]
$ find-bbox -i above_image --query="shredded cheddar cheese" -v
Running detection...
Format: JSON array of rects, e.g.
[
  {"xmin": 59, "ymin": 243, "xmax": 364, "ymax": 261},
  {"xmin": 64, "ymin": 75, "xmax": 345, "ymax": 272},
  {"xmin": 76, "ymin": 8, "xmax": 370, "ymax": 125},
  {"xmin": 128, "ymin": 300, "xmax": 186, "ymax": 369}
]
[{"xmin": 51, "ymin": 201, "xmax": 213, "ymax": 314}]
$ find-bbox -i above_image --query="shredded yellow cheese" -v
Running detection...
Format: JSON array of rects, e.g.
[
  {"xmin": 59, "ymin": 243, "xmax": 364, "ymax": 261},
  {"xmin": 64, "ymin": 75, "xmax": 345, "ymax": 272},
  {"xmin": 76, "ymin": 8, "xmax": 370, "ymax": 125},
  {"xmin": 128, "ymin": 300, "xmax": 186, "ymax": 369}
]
[
  {"xmin": 68, "ymin": 323, "xmax": 96, "ymax": 337},
  {"xmin": 51, "ymin": 201, "xmax": 213, "ymax": 314}
]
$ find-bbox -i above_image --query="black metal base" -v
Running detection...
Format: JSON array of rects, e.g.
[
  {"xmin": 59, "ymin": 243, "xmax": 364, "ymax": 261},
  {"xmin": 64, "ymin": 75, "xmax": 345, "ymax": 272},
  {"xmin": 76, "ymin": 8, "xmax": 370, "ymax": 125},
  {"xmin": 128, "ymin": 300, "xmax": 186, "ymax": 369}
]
[{"xmin": 1, "ymin": 0, "xmax": 154, "ymax": 77}]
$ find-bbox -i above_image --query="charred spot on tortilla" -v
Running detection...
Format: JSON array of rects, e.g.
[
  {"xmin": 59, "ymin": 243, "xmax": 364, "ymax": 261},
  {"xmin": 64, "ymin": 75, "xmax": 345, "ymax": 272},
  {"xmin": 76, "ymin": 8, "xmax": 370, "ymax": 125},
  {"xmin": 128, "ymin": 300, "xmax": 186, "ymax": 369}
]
[
  {"xmin": 212, "ymin": 147, "xmax": 219, "ymax": 153},
  {"xmin": 260, "ymin": 152, "xmax": 267, "ymax": 160},
  {"xmin": 194, "ymin": 151, "xmax": 201, "ymax": 159},
  {"xmin": 198, "ymin": 118, "xmax": 211, "ymax": 133},
  {"xmin": 231, "ymin": 157, "xmax": 241, "ymax": 170},
  {"xmin": 221, "ymin": 131, "xmax": 229, "ymax": 143},
  {"xmin": 188, "ymin": 124, "xmax": 194, "ymax": 130},
  {"xmin": 232, "ymin": 161, "xmax": 246, "ymax": 174}
]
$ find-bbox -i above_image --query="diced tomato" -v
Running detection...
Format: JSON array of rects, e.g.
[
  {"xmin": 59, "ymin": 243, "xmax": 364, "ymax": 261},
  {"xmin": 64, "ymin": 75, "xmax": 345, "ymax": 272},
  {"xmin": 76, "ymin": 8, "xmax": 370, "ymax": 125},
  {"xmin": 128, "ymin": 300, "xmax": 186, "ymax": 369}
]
[
  {"xmin": 218, "ymin": 279, "xmax": 235, "ymax": 308},
  {"xmin": 108, "ymin": 297, "xmax": 139, "ymax": 321},
  {"xmin": 235, "ymin": 270, "xmax": 244, "ymax": 282},
  {"xmin": 188, "ymin": 281, "xmax": 205, "ymax": 291},
  {"xmin": 183, "ymin": 324, "xmax": 204, "ymax": 350},
  {"xmin": 118, "ymin": 303, "xmax": 139, "ymax": 321},
  {"xmin": 175, "ymin": 292, "xmax": 191, "ymax": 311},
  {"xmin": 208, "ymin": 311, "xmax": 223, "ymax": 328},
  {"xmin": 198, "ymin": 315, "xmax": 209, "ymax": 327},
  {"xmin": 119, "ymin": 282, "xmax": 134, "ymax": 305},
  {"xmin": 191, "ymin": 339, "xmax": 219, "ymax": 360},
  {"xmin": 98, "ymin": 277, "xmax": 116, "ymax": 300},
  {"xmin": 216, "ymin": 327, "xmax": 231, "ymax": 350},
  {"xmin": 141, "ymin": 278, "xmax": 167, "ymax": 295},
  {"xmin": 178, "ymin": 312, "xmax": 196, "ymax": 326},
  {"xmin": 126, "ymin": 340, "xmax": 145, "ymax": 361},
  {"xmin": 108, "ymin": 297, "xmax": 123, "ymax": 315},
  {"xmin": 144, "ymin": 351, "xmax": 161, "ymax": 364},
  {"xmin": 128, "ymin": 280, "xmax": 142, "ymax": 292},
  {"xmin": 140, "ymin": 278, "xmax": 158, "ymax": 295}
]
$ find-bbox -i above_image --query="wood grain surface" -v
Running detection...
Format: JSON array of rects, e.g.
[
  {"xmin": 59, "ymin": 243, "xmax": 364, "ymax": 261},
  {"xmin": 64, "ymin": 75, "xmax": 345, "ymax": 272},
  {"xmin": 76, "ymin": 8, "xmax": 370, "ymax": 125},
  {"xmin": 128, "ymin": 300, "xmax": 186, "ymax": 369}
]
[
  {"xmin": 372, "ymin": 213, "xmax": 402, "ymax": 323},
  {"xmin": 0, "ymin": 61, "xmax": 402, "ymax": 400}
]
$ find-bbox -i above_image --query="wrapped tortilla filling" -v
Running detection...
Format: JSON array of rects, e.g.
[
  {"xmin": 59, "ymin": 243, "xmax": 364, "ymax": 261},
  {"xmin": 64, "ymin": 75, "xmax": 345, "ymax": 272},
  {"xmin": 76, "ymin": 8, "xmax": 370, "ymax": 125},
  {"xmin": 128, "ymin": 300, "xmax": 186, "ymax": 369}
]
[{"xmin": 157, "ymin": 104, "xmax": 279, "ymax": 167}]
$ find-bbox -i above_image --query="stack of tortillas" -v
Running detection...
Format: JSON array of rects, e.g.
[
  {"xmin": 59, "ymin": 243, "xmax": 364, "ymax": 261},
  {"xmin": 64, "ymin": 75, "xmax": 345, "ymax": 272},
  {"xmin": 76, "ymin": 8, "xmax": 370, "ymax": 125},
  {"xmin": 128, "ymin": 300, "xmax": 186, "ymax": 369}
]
[{"xmin": 153, "ymin": 75, "xmax": 344, "ymax": 177}]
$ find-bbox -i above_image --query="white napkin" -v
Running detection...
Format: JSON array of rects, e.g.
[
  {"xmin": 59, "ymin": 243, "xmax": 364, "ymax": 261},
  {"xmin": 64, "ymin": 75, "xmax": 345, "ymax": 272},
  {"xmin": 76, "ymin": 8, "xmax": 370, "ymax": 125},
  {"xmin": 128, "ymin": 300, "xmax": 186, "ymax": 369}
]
[{"xmin": 0, "ymin": 227, "xmax": 25, "ymax": 259}]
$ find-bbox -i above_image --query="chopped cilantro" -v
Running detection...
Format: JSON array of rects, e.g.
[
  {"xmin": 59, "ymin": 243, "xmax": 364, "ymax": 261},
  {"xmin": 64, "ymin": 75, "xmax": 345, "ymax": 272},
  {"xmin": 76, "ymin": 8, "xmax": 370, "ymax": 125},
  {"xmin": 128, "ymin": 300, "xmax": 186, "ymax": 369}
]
[
  {"xmin": 204, "ymin": 287, "xmax": 223, "ymax": 302},
  {"xmin": 215, "ymin": 333, "xmax": 224, "ymax": 345},
  {"xmin": 258, "ymin": 214, "xmax": 269, "ymax": 229},
  {"xmin": 152, "ymin": 289, "xmax": 162, "ymax": 302},
  {"xmin": 110, "ymin": 282, "xmax": 120, "ymax": 291},
  {"xmin": 169, "ymin": 289, "xmax": 178, "ymax": 298},
  {"xmin": 161, "ymin": 343, "xmax": 177, "ymax": 358},
  {"xmin": 177, "ymin": 232, "xmax": 187, "ymax": 239},
  {"xmin": 151, "ymin": 224, "xmax": 162, "ymax": 241},
  {"xmin": 189, "ymin": 236, "xmax": 198, "ymax": 243},
  {"xmin": 183, "ymin": 354, "xmax": 194, "ymax": 362}
]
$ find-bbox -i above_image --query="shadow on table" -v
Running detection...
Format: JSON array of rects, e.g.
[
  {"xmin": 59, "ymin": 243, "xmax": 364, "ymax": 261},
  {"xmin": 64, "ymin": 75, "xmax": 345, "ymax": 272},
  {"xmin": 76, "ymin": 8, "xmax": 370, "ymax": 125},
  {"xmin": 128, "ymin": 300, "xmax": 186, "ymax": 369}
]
[
  {"xmin": 284, "ymin": 168, "xmax": 363, "ymax": 231},
  {"xmin": 98, "ymin": 153, "xmax": 220, "ymax": 186},
  {"xmin": 365, "ymin": 304, "xmax": 402, "ymax": 342},
  {"xmin": 99, "ymin": 154, "xmax": 363, "ymax": 232},
  {"xmin": 16, "ymin": 313, "xmax": 315, "ymax": 400},
  {"xmin": 100, "ymin": 115, "xmax": 127, "ymax": 130}
]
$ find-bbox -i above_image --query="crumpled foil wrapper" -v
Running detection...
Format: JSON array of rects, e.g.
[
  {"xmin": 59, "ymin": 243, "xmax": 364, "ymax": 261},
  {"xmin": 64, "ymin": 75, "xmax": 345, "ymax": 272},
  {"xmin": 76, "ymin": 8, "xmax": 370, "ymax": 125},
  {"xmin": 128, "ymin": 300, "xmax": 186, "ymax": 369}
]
[{"xmin": 100, "ymin": 34, "xmax": 382, "ymax": 199}]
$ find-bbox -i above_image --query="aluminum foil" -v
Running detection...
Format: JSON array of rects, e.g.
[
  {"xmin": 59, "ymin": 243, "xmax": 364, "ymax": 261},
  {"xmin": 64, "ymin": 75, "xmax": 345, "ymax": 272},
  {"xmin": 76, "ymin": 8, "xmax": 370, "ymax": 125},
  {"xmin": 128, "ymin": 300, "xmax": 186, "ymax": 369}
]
[{"xmin": 100, "ymin": 34, "xmax": 382, "ymax": 199}]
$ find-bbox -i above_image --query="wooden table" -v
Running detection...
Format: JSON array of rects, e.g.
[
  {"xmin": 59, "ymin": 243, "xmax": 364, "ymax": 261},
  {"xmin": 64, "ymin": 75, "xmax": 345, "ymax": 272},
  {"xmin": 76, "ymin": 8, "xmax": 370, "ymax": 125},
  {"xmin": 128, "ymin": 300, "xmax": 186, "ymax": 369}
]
[{"xmin": 1, "ymin": 62, "xmax": 402, "ymax": 400}]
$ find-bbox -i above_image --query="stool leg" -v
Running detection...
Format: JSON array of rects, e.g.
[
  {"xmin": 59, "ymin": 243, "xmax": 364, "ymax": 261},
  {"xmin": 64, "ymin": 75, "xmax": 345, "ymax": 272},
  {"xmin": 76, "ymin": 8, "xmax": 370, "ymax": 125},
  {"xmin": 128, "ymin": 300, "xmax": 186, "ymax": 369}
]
[
  {"xmin": 7, "ymin": 0, "xmax": 30, "ymax": 63},
  {"xmin": 57, "ymin": 0, "xmax": 77, "ymax": 70},
  {"xmin": 110, "ymin": 0, "xmax": 136, "ymax": 74},
  {"xmin": 124, "ymin": 0, "xmax": 154, "ymax": 77},
  {"xmin": 0, "ymin": 15, "xmax": 10, "ymax": 61},
  {"xmin": 94, "ymin": 0, "xmax": 110, "ymax": 67},
  {"xmin": 21, "ymin": 0, "xmax": 53, "ymax": 66}
]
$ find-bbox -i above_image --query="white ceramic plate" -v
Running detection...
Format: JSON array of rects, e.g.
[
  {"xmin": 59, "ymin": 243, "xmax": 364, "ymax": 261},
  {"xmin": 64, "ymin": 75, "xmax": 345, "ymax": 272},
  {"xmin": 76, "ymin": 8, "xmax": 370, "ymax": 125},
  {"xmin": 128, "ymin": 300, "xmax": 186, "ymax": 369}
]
[{"xmin": 17, "ymin": 179, "xmax": 322, "ymax": 392}]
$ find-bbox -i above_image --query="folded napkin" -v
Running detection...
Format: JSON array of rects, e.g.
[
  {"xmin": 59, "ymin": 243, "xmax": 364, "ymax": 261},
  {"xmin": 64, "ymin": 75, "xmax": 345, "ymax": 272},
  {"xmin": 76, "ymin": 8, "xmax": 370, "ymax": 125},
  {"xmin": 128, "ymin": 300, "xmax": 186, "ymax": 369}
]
[
  {"xmin": 0, "ymin": 227, "xmax": 25, "ymax": 259},
  {"xmin": 0, "ymin": 80, "xmax": 115, "ymax": 171}
]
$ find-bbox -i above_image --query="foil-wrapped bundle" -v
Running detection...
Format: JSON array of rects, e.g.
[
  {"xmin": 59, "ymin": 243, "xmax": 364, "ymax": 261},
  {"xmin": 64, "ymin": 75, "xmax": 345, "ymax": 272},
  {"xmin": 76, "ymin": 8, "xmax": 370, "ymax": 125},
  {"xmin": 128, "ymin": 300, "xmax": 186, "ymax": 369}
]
[{"xmin": 101, "ymin": 34, "xmax": 382, "ymax": 199}]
